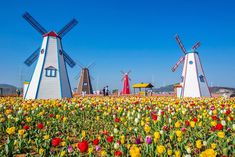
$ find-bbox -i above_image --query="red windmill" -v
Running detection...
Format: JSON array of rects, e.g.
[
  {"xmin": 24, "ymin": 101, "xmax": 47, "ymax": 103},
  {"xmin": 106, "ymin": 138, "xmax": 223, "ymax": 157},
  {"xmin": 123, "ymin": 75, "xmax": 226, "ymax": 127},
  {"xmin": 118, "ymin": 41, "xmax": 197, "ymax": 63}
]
[{"xmin": 121, "ymin": 71, "xmax": 131, "ymax": 95}]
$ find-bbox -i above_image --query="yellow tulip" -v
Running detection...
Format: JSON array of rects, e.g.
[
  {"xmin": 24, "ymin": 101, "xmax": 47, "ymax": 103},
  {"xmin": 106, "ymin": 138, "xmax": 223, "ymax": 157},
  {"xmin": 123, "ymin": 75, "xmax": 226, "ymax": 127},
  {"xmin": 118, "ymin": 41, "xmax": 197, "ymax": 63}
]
[
  {"xmin": 6, "ymin": 127, "xmax": 16, "ymax": 135},
  {"xmin": 196, "ymin": 140, "xmax": 202, "ymax": 149},
  {"xmin": 18, "ymin": 129, "xmax": 25, "ymax": 136},
  {"xmin": 217, "ymin": 131, "xmax": 225, "ymax": 138},
  {"xmin": 156, "ymin": 145, "xmax": 165, "ymax": 154}
]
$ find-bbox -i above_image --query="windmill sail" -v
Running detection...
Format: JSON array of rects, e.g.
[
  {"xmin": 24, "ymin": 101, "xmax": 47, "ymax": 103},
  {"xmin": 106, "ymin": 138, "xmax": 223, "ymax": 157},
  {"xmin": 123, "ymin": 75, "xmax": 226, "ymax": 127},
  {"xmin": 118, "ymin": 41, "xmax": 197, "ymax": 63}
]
[{"xmin": 24, "ymin": 48, "xmax": 40, "ymax": 66}]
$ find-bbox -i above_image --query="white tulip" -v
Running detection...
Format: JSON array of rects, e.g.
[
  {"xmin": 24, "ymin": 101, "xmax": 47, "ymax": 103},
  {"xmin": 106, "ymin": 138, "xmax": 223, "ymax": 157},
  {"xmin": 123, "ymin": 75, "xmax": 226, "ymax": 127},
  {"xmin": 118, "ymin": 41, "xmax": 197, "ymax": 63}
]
[
  {"xmin": 186, "ymin": 147, "xmax": 191, "ymax": 153},
  {"xmin": 114, "ymin": 143, "xmax": 119, "ymax": 149},
  {"xmin": 134, "ymin": 118, "xmax": 139, "ymax": 124},
  {"xmin": 169, "ymin": 118, "xmax": 172, "ymax": 123},
  {"xmin": 209, "ymin": 111, "xmax": 212, "ymax": 115},
  {"xmin": 203, "ymin": 141, "xmax": 207, "ymax": 146},
  {"xmin": 158, "ymin": 110, "xmax": 162, "ymax": 116},
  {"xmin": 114, "ymin": 128, "xmax": 118, "ymax": 134},
  {"xmin": 221, "ymin": 120, "xmax": 226, "ymax": 126}
]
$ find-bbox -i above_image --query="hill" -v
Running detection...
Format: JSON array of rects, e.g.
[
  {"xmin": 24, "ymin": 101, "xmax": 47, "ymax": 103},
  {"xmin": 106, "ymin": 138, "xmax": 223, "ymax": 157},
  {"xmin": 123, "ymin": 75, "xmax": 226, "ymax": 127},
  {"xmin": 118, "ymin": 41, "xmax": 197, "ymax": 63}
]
[{"xmin": 153, "ymin": 84, "xmax": 235, "ymax": 95}]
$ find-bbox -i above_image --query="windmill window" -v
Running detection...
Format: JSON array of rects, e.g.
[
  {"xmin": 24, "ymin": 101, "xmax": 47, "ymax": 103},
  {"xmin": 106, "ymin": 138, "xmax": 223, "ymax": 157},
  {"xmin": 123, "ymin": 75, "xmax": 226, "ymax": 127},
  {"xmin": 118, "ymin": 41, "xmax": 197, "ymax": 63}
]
[
  {"xmin": 181, "ymin": 76, "xmax": 184, "ymax": 82},
  {"xmin": 45, "ymin": 66, "xmax": 57, "ymax": 77},
  {"xmin": 199, "ymin": 75, "xmax": 205, "ymax": 83},
  {"xmin": 41, "ymin": 49, "xmax": 44, "ymax": 54},
  {"xmin": 83, "ymin": 83, "xmax": 88, "ymax": 86},
  {"xmin": 59, "ymin": 50, "xmax": 63, "ymax": 55},
  {"xmin": 189, "ymin": 61, "xmax": 193, "ymax": 64}
]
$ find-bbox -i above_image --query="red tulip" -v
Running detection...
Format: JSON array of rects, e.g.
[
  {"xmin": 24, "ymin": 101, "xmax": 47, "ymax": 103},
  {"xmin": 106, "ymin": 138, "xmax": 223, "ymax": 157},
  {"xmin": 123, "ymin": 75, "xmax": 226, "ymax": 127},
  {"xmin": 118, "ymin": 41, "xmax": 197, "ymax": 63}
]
[
  {"xmin": 163, "ymin": 125, "xmax": 169, "ymax": 131},
  {"xmin": 106, "ymin": 136, "xmax": 113, "ymax": 143},
  {"xmin": 114, "ymin": 150, "xmax": 122, "ymax": 156},
  {"xmin": 77, "ymin": 140, "xmax": 89, "ymax": 153},
  {"xmin": 51, "ymin": 138, "xmax": 61, "ymax": 147},
  {"xmin": 193, "ymin": 117, "xmax": 198, "ymax": 122},
  {"xmin": 37, "ymin": 123, "xmax": 44, "ymax": 129},
  {"xmin": 185, "ymin": 120, "xmax": 190, "ymax": 126},
  {"xmin": 23, "ymin": 125, "xmax": 29, "ymax": 130},
  {"xmin": 115, "ymin": 118, "xmax": 120, "ymax": 123},
  {"xmin": 230, "ymin": 117, "xmax": 233, "ymax": 121},
  {"xmin": 211, "ymin": 126, "xmax": 216, "ymax": 132},
  {"xmin": 216, "ymin": 123, "xmax": 223, "ymax": 130},
  {"xmin": 49, "ymin": 114, "xmax": 54, "ymax": 118},
  {"xmin": 151, "ymin": 115, "xmax": 158, "ymax": 121},
  {"xmin": 212, "ymin": 116, "xmax": 217, "ymax": 121},
  {"xmin": 93, "ymin": 139, "xmax": 99, "ymax": 145},
  {"xmin": 226, "ymin": 109, "xmax": 231, "ymax": 116},
  {"xmin": 181, "ymin": 127, "xmax": 187, "ymax": 132}
]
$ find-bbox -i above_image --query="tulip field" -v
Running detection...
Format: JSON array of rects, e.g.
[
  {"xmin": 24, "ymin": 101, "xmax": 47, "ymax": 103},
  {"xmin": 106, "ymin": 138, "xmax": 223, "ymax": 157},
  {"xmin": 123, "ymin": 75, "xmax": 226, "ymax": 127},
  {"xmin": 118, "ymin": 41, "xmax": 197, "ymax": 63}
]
[{"xmin": 0, "ymin": 96, "xmax": 234, "ymax": 157}]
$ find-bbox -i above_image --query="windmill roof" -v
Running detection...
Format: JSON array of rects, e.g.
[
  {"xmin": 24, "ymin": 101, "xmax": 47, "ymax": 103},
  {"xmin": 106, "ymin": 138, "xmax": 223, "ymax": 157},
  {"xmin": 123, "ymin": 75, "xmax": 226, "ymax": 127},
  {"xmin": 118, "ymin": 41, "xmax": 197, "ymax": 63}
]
[
  {"xmin": 43, "ymin": 31, "xmax": 60, "ymax": 38},
  {"xmin": 45, "ymin": 66, "xmax": 56, "ymax": 70},
  {"xmin": 132, "ymin": 83, "xmax": 154, "ymax": 88}
]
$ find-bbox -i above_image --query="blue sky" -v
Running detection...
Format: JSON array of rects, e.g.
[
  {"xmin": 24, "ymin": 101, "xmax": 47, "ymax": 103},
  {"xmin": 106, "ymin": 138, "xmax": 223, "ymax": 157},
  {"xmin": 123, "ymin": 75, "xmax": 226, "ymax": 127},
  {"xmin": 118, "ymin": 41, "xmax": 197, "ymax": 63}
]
[{"xmin": 0, "ymin": 0, "xmax": 235, "ymax": 90}]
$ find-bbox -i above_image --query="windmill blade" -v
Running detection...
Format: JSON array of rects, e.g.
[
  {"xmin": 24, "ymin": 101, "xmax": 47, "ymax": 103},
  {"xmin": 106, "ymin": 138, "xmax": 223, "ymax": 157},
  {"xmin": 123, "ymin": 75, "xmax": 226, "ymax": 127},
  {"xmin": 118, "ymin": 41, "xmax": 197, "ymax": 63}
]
[
  {"xmin": 192, "ymin": 41, "xmax": 201, "ymax": 50},
  {"xmin": 175, "ymin": 34, "xmax": 187, "ymax": 54},
  {"xmin": 23, "ymin": 12, "xmax": 47, "ymax": 35},
  {"xmin": 87, "ymin": 62, "xmax": 95, "ymax": 69},
  {"xmin": 74, "ymin": 73, "xmax": 80, "ymax": 80},
  {"xmin": 58, "ymin": 19, "xmax": 78, "ymax": 38},
  {"xmin": 75, "ymin": 60, "xmax": 84, "ymax": 69},
  {"xmin": 127, "ymin": 70, "xmax": 131, "ymax": 75},
  {"xmin": 171, "ymin": 56, "xmax": 185, "ymax": 72},
  {"xmin": 63, "ymin": 50, "xmax": 76, "ymax": 68},
  {"xmin": 129, "ymin": 77, "xmax": 131, "ymax": 81},
  {"xmin": 121, "ymin": 77, "xmax": 124, "ymax": 81},
  {"xmin": 120, "ymin": 71, "xmax": 125, "ymax": 75},
  {"xmin": 90, "ymin": 75, "xmax": 95, "ymax": 80},
  {"xmin": 24, "ymin": 48, "xmax": 40, "ymax": 66}
]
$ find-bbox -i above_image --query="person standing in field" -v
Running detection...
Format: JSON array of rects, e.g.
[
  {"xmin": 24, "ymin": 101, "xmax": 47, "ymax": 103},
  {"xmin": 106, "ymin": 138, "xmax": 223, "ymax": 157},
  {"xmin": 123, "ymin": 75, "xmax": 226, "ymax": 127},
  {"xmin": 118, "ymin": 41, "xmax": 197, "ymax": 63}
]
[
  {"xmin": 16, "ymin": 89, "xmax": 20, "ymax": 97},
  {"xmin": 105, "ymin": 86, "xmax": 109, "ymax": 96},
  {"xmin": 103, "ymin": 87, "xmax": 106, "ymax": 96}
]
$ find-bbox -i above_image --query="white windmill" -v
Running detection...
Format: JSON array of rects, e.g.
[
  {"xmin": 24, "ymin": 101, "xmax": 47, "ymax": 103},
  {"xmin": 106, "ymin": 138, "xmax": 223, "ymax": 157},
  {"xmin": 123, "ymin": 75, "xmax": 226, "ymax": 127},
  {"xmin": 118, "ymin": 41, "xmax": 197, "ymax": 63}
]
[
  {"xmin": 172, "ymin": 34, "xmax": 211, "ymax": 98},
  {"xmin": 23, "ymin": 12, "xmax": 77, "ymax": 99}
]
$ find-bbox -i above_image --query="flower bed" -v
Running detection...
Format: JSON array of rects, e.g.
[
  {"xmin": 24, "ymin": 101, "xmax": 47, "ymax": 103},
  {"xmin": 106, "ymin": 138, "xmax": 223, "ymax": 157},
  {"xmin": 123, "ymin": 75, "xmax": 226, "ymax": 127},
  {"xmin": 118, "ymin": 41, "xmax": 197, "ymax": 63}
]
[{"xmin": 0, "ymin": 97, "xmax": 234, "ymax": 156}]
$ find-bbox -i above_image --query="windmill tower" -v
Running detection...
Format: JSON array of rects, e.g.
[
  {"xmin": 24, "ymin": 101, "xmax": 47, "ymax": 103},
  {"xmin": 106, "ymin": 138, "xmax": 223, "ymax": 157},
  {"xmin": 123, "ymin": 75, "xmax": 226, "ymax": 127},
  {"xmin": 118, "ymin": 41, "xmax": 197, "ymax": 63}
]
[
  {"xmin": 76, "ymin": 63, "xmax": 94, "ymax": 95},
  {"xmin": 121, "ymin": 71, "xmax": 131, "ymax": 95},
  {"xmin": 22, "ymin": 12, "xmax": 77, "ymax": 99},
  {"xmin": 172, "ymin": 34, "xmax": 211, "ymax": 98}
]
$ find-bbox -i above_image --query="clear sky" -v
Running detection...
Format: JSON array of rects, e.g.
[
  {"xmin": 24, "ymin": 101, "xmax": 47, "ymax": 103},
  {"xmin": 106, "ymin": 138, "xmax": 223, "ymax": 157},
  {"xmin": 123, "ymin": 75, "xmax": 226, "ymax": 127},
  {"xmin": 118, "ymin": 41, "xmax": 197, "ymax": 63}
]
[{"xmin": 0, "ymin": 0, "xmax": 235, "ymax": 90}]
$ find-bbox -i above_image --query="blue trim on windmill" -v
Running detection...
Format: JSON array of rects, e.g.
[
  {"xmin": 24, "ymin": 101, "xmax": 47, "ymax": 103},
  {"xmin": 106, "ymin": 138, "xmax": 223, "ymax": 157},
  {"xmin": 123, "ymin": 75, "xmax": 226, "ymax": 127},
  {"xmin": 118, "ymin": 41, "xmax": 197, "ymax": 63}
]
[
  {"xmin": 24, "ymin": 46, "xmax": 46, "ymax": 99},
  {"xmin": 35, "ymin": 37, "xmax": 49, "ymax": 99},
  {"xmin": 56, "ymin": 38, "xmax": 63, "ymax": 98},
  {"xmin": 60, "ymin": 41, "xmax": 74, "ymax": 98}
]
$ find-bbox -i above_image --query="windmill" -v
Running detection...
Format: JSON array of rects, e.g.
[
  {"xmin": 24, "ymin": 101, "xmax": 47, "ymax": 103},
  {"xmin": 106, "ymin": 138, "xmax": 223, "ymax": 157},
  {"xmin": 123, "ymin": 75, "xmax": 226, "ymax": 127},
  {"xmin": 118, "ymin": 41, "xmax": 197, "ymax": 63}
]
[
  {"xmin": 22, "ymin": 12, "xmax": 77, "ymax": 99},
  {"xmin": 75, "ymin": 62, "xmax": 94, "ymax": 95},
  {"xmin": 172, "ymin": 34, "xmax": 211, "ymax": 98},
  {"xmin": 121, "ymin": 71, "xmax": 131, "ymax": 95}
]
